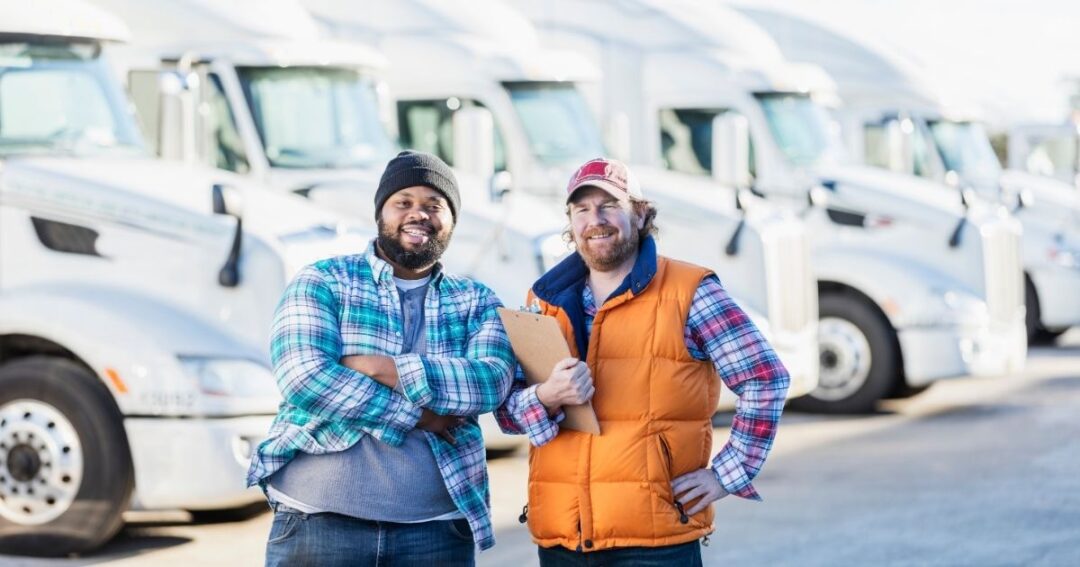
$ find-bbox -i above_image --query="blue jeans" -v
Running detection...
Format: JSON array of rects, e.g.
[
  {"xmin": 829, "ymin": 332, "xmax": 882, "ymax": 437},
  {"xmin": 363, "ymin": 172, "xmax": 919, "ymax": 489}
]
[
  {"xmin": 537, "ymin": 540, "xmax": 702, "ymax": 567},
  {"xmin": 265, "ymin": 503, "xmax": 475, "ymax": 566}
]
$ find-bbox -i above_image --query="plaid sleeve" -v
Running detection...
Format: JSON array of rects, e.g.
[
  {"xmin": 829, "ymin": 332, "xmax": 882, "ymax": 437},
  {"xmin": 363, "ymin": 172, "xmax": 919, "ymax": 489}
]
[
  {"xmin": 494, "ymin": 364, "xmax": 563, "ymax": 446},
  {"xmin": 394, "ymin": 284, "xmax": 514, "ymax": 416},
  {"xmin": 271, "ymin": 266, "xmax": 422, "ymax": 444},
  {"xmin": 687, "ymin": 275, "xmax": 790, "ymax": 501}
]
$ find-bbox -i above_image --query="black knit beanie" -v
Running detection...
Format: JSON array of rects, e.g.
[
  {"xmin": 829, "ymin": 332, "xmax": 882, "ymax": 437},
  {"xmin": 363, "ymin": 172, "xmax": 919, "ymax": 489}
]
[{"xmin": 374, "ymin": 150, "xmax": 460, "ymax": 221}]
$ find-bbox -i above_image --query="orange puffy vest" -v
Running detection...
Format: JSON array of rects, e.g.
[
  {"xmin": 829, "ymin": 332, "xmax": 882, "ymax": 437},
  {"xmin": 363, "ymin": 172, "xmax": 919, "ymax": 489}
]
[{"xmin": 526, "ymin": 251, "xmax": 719, "ymax": 552}]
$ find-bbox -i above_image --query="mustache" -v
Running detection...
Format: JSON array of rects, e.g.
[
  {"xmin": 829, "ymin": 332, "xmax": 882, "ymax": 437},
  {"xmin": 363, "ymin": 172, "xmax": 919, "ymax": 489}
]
[
  {"xmin": 399, "ymin": 221, "xmax": 435, "ymax": 234},
  {"xmin": 581, "ymin": 226, "xmax": 617, "ymax": 239}
]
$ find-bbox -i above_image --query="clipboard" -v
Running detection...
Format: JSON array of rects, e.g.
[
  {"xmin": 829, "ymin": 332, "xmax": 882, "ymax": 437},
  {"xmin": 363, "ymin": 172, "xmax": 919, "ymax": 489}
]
[{"xmin": 497, "ymin": 307, "xmax": 601, "ymax": 435}]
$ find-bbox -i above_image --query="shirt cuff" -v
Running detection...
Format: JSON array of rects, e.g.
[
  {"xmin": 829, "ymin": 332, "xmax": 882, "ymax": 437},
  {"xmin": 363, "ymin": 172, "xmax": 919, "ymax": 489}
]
[
  {"xmin": 378, "ymin": 394, "xmax": 423, "ymax": 446},
  {"xmin": 393, "ymin": 353, "xmax": 431, "ymax": 407},
  {"xmin": 519, "ymin": 384, "xmax": 562, "ymax": 447},
  {"xmin": 711, "ymin": 446, "xmax": 763, "ymax": 501}
]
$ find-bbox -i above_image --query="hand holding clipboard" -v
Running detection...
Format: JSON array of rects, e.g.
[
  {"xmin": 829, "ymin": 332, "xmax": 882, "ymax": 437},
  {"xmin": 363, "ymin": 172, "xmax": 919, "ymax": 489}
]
[{"xmin": 497, "ymin": 308, "xmax": 601, "ymax": 435}]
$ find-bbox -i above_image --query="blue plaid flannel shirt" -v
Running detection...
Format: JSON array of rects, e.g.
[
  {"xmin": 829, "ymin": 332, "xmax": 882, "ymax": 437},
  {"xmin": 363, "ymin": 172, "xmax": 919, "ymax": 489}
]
[{"xmin": 247, "ymin": 240, "xmax": 514, "ymax": 550}]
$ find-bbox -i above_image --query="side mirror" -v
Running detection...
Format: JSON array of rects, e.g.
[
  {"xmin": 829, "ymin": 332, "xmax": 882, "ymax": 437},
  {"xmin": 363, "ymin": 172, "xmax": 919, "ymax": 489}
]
[
  {"xmin": 490, "ymin": 170, "xmax": 513, "ymax": 201},
  {"xmin": 605, "ymin": 112, "xmax": 632, "ymax": 162},
  {"xmin": 375, "ymin": 80, "xmax": 399, "ymax": 141},
  {"xmin": 211, "ymin": 184, "xmax": 244, "ymax": 288},
  {"xmin": 211, "ymin": 183, "xmax": 244, "ymax": 217},
  {"xmin": 960, "ymin": 187, "xmax": 977, "ymax": 209},
  {"xmin": 884, "ymin": 118, "xmax": 915, "ymax": 175},
  {"xmin": 156, "ymin": 69, "xmax": 200, "ymax": 163},
  {"xmin": 808, "ymin": 185, "xmax": 830, "ymax": 208},
  {"xmin": 711, "ymin": 113, "xmax": 751, "ymax": 189},
  {"xmin": 1015, "ymin": 188, "xmax": 1034, "ymax": 211},
  {"xmin": 452, "ymin": 106, "xmax": 495, "ymax": 179}
]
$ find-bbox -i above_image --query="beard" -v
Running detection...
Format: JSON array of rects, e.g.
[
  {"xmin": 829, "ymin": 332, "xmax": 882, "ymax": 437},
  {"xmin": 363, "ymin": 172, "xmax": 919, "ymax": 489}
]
[
  {"xmin": 376, "ymin": 217, "xmax": 452, "ymax": 270},
  {"xmin": 575, "ymin": 225, "xmax": 639, "ymax": 272}
]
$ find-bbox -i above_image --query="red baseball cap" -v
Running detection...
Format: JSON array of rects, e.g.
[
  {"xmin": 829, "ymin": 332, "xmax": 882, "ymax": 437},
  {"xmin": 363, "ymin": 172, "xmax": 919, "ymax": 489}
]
[{"xmin": 566, "ymin": 157, "xmax": 644, "ymax": 203}]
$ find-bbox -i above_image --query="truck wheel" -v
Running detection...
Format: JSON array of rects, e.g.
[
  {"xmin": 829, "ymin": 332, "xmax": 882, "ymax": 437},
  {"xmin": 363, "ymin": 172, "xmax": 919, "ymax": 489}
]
[
  {"xmin": 1024, "ymin": 275, "xmax": 1041, "ymax": 342},
  {"xmin": 0, "ymin": 357, "xmax": 133, "ymax": 557},
  {"xmin": 791, "ymin": 294, "xmax": 899, "ymax": 414},
  {"xmin": 885, "ymin": 382, "xmax": 932, "ymax": 400}
]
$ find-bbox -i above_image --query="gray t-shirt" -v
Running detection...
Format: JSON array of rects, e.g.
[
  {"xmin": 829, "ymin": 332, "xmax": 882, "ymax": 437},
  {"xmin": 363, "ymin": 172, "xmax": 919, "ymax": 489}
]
[{"xmin": 268, "ymin": 275, "xmax": 461, "ymax": 521}]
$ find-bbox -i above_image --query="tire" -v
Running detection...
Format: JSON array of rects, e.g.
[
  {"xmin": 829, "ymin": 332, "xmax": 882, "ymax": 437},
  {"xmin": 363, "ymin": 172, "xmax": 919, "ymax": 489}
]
[
  {"xmin": 485, "ymin": 446, "xmax": 522, "ymax": 460},
  {"xmin": 790, "ymin": 294, "xmax": 899, "ymax": 414},
  {"xmin": 1025, "ymin": 277, "xmax": 1069, "ymax": 345},
  {"xmin": 885, "ymin": 382, "xmax": 933, "ymax": 400},
  {"xmin": 1024, "ymin": 275, "xmax": 1041, "ymax": 342},
  {"xmin": 1032, "ymin": 327, "xmax": 1068, "ymax": 345},
  {"xmin": 0, "ymin": 356, "xmax": 134, "ymax": 557}
]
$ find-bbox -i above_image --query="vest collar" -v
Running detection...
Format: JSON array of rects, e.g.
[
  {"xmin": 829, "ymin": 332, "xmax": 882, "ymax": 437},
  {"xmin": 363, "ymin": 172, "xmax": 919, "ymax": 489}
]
[
  {"xmin": 533, "ymin": 235, "xmax": 658, "ymax": 302},
  {"xmin": 532, "ymin": 236, "xmax": 659, "ymax": 358}
]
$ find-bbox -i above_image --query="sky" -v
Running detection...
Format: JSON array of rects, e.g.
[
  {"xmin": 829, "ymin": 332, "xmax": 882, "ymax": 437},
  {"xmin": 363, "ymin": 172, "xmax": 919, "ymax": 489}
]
[{"xmin": 727, "ymin": 0, "xmax": 1080, "ymax": 130}]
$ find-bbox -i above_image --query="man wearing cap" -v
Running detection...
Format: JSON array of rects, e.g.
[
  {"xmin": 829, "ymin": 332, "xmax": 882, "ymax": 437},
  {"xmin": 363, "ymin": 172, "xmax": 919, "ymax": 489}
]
[
  {"xmin": 248, "ymin": 151, "xmax": 514, "ymax": 565},
  {"xmin": 496, "ymin": 158, "xmax": 790, "ymax": 565}
]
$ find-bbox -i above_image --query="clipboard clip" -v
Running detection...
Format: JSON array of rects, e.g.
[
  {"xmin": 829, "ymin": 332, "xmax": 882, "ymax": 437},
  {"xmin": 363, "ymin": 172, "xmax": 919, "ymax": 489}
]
[{"xmin": 521, "ymin": 298, "xmax": 542, "ymax": 314}]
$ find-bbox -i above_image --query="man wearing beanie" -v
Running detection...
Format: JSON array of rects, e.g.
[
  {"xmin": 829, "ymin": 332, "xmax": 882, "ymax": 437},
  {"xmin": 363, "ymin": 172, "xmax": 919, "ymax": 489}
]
[{"xmin": 249, "ymin": 150, "xmax": 513, "ymax": 566}]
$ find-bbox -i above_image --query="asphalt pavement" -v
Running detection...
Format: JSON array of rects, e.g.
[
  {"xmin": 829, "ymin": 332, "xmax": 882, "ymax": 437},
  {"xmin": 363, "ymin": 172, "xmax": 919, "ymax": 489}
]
[{"xmin": 4, "ymin": 333, "xmax": 1079, "ymax": 567}]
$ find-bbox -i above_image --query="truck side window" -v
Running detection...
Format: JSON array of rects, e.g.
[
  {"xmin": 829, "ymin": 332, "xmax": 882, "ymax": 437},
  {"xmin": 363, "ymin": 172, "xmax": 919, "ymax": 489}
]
[
  {"xmin": 397, "ymin": 98, "xmax": 507, "ymax": 172},
  {"xmin": 659, "ymin": 108, "xmax": 756, "ymax": 179},
  {"xmin": 206, "ymin": 74, "xmax": 249, "ymax": 174}
]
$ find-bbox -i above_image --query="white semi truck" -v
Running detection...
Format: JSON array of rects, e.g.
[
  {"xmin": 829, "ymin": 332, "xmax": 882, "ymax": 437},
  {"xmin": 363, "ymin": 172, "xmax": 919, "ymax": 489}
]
[
  {"xmin": 305, "ymin": 0, "xmax": 821, "ymax": 409},
  {"xmin": 0, "ymin": 1, "xmax": 370, "ymax": 555},
  {"xmin": 513, "ymin": 0, "xmax": 1027, "ymax": 412},
  {"xmin": 735, "ymin": 6, "xmax": 1080, "ymax": 343},
  {"xmin": 93, "ymin": 0, "xmax": 570, "ymax": 311}
]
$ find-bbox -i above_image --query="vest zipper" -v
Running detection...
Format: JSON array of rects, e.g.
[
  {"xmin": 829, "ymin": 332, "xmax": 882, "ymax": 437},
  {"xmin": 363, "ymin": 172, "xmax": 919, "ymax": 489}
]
[
  {"xmin": 659, "ymin": 434, "xmax": 689, "ymax": 524},
  {"xmin": 658, "ymin": 434, "xmax": 673, "ymax": 473},
  {"xmin": 518, "ymin": 504, "xmax": 528, "ymax": 524}
]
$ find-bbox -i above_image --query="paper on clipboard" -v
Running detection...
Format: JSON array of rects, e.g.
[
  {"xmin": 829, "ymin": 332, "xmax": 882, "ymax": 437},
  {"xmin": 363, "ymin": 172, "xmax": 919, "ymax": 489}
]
[{"xmin": 497, "ymin": 307, "xmax": 600, "ymax": 435}]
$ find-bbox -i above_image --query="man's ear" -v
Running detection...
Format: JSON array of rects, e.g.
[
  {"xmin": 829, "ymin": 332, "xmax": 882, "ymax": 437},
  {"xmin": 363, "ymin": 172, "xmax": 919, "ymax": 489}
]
[{"xmin": 633, "ymin": 205, "xmax": 646, "ymax": 230}]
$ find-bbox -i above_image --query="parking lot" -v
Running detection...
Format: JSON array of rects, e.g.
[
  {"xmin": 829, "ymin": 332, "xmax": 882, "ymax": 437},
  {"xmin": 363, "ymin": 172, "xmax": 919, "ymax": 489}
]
[{"xmin": 3, "ymin": 332, "xmax": 1077, "ymax": 567}]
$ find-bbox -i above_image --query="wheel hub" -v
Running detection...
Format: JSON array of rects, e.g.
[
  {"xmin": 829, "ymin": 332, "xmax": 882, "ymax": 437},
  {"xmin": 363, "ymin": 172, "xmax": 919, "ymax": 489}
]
[
  {"xmin": 0, "ymin": 399, "xmax": 84, "ymax": 525},
  {"xmin": 819, "ymin": 350, "xmax": 839, "ymax": 369},
  {"xmin": 6, "ymin": 444, "xmax": 41, "ymax": 482},
  {"xmin": 815, "ymin": 317, "xmax": 874, "ymax": 401}
]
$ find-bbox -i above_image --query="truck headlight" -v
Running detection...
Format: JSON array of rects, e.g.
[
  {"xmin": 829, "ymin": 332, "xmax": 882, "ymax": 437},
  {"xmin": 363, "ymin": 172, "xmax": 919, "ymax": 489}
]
[
  {"xmin": 178, "ymin": 357, "xmax": 279, "ymax": 399},
  {"xmin": 1048, "ymin": 242, "xmax": 1079, "ymax": 269}
]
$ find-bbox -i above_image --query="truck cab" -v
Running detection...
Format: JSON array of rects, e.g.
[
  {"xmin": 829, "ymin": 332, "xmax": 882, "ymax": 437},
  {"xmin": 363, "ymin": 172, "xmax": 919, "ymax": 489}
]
[{"xmin": 0, "ymin": 0, "xmax": 368, "ymax": 555}]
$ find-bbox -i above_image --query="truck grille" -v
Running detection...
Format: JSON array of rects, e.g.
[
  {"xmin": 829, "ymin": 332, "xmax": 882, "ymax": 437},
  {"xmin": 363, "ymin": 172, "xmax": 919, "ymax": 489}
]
[
  {"xmin": 982, "ymin": 223, "xmax": 1023, "ymax": 325},
  {"xmin": 764, "ymin": 224, "xmax": 817, "ymax": 334}
]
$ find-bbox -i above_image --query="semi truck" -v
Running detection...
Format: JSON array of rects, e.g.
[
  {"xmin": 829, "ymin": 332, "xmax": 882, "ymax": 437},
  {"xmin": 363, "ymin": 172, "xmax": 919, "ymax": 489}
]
[{"xmin": 0, "ymin": 0, "xmax": 369, "ymax": 555}]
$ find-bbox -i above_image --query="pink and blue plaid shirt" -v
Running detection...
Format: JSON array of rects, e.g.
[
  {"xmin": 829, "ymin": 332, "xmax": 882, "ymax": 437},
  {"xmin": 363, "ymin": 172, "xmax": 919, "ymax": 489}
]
[
  {"xmin": 247, "ymin": 240, "xmax": 514, "ymax": 550},
  {"xmin": 496, "ymin": 239, "xmax": 788, "ymax": 500}
]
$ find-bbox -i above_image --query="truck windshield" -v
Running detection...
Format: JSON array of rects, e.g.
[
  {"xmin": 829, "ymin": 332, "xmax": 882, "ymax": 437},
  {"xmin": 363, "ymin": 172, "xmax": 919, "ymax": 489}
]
[
  {"xmin": 237, "ymin": 66, "xmax": 395, "ymax": 169},
  {"xmin": 927, "ymin": 120, "xmax": 1001, "ymax": 184},
  {"xmin": 505, "ymin": 82, "xmax": 605, "ymax": 166},
  {"xmin": 755, "ymin": 92, "xmax": 846, "ymax": 168},
  {"xmin": 0, "ymin": 42, "xmax": 145, "ymax": 158}
]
